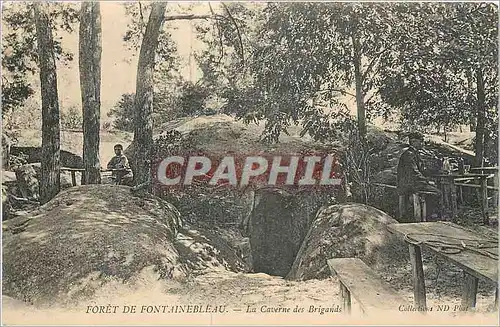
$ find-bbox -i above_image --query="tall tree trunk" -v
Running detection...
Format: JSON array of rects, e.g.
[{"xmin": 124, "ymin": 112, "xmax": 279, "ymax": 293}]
[
  {"xmin": 351, "ymin": 33, "xmax": 366, "ymax": 141},
  {"xmin": 79, "ymin": 2, "xmax": 102, "ymax": 184},
  {"xmin": 34, "ymin": 3, "xmax": 61, "ymax": 204},
  {"xmin": 132, "ymin": 2, "xmax": 167, "ymax": 187},
  {"xmin": 475, "ymin": 68, "xmax": 486, "ymax": 167}
]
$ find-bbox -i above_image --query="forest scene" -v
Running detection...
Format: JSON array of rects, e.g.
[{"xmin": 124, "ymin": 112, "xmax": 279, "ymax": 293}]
[{"xmin": 1, "ymin": 2, "xmax": 498, "ymax": 325}]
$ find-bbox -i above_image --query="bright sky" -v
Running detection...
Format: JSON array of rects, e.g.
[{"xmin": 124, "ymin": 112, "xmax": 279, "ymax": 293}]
[
  {"xmin": 5, "ymin": 1, "xmax": 394, "ymax": 128},
  {"xmin": 54, "ymin": 2, "xmax": 211, "ymax": 120}
]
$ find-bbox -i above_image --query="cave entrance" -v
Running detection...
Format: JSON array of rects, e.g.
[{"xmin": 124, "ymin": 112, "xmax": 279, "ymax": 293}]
[{"xmin": 248, "ymin": 187, "xmax": 315, "ymax": 277}]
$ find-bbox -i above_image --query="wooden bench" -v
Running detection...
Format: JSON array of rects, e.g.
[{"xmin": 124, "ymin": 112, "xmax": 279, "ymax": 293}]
[{"xmin": 327, "ymin": 258, "xmax": 405, "ymax": 314}]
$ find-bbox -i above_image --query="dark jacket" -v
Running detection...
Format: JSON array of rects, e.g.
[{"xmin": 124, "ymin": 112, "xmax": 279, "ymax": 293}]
[{"xmin": 397, "ymin": 146, "xmax": 429, "ymax": 195}]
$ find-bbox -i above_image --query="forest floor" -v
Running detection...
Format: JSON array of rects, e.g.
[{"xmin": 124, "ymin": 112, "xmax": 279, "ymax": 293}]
[
  {"xmin": 3, "ymin": 266, "xmax": 498, "ymax": 325},
  {"xmin": 3, "ymin": 127, "xmax": 497, "ymax": 325}
]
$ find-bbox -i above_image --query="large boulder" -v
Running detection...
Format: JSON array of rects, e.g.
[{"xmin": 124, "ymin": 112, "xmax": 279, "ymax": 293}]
[
  {"xmin": 125, "ymin": 115, "xmax": 345, "ymax": 275},
  {"xmin": 2, "ymin": 185, "xmax": 187, "ymax": 306},
  {"xmin": 15, "ymin": 164, "xmax": 39, "ymax": 200},
  {"xmin": 286, "ymin": 203, "xmax": 408, "ymax": 281},
  {"xmin": 10, "ymin": 146, "xmax": 84, "ymax": 169},
  {"xmin": 175, "ymin": 223, "xmax": 251, "ymax": 274}
]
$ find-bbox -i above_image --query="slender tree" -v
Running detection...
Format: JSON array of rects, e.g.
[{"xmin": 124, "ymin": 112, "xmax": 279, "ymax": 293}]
[
  {"xmin": 132, "ymin": 2, "xmax": 167, "ymax": 187},
  {"xmin": 34, "ymin": 2, "xmax": 61, "ymax": 203},
  {"xmin": 79, "ymin": 2, "xmax": 102, "ymax": 184}
]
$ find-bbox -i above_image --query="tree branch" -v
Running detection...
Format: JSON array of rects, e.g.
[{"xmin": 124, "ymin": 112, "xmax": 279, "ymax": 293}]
[
  {"xmin": 318, "ymin": 88, "xmax": 356, "ymax": 98},
  {"xmin": 221, "ymin": 3, "xmax": 245, "ymax": 65},
  {"xmin": 164, "ymin": 14, "xmax": 212, "ymax": 22},
  {"xmin": 208, "ymin": 3, "xmax": 224, "ymax": 66},
  {"xmin": 138, "ymin": 2, "xmax": 146, "ymax": 35},
  {"xmin": 361, "ymin": 47, "xmax": 388, "ymax": 84}
]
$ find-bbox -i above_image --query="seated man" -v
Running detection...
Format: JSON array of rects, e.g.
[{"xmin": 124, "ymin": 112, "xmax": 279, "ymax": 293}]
[
  {"xmin": 107, "ymin": 144, "xmax": 133, "ymax": 186},
  {"xmin": 397, "ymin": 132, "xmax": 441, "ymax": 221}
]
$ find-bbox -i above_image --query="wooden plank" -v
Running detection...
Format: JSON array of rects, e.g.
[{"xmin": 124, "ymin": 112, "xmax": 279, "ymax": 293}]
[
  {"xmin": 387, "ymin": 222, "xmax": 498, "ymax": 284},
  {"xmin": 461, "ymin": 272, "xmax": 478, "ymax": 309},
  {"xmin": 372, "ymin": 182, "xmax": 397, "ymax": 189},
  {"xmin": 454, "ymin": 183, "xmax": 499, "ymax": 191},
  {"xmin": 327, "ymin": 258, "xmax": 405, "ymax": 313},
  {"xmin": 339, "ymin": 283, "xmax": 351, "ymax": 314},
  {"xmin": 432, "ymin": 173, "xmax": 493, "ymax": 178},
  {"xmin": 71, "ymin": 171, "xmax": 76, "ymax": 187},
  {"xmin": 409, "ymin": 244, "xmax": 427, "ymax": 309},
  {"xmin": 469, "ymin": 167, "xmax": 498, "ymax": 173},
  {"xmin": 60, "ymin": 168, "xmax": 86, "ymax": 172}
]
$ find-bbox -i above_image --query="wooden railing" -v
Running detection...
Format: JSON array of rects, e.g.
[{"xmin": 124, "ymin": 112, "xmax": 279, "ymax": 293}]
[
  {"xmin": 369, "ymin": 166, "xmax": 499, "ymax": 224},
  {"xmin": 60, "ymin": 168, "xmax": 131, "ymax": 186}
]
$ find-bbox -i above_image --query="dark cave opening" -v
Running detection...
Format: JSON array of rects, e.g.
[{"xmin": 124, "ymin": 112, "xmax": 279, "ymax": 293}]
[{"xmin": 247, "ymin": 188, "xmax": 316, "ymax": 277}]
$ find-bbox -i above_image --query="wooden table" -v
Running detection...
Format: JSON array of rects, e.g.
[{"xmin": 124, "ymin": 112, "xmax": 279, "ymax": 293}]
[
  {"xmin": 470, "ymin": 167, "xmax": 499, "ymax": 207},
  {"xmin": 431, "ymin": 173, "xmax": 493, "ymax": 223},
  {"xmin": 60, "ymin": 168, "xmax": 131, "ymax": 186},
  {"xmin": 387, "ymin": 222, "xmax": 498, "ymax": 310}
]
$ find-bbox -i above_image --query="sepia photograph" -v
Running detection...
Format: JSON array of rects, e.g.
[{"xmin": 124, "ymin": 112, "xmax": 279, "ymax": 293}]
[{"xmin": 1, "ymin": 1, "xmax": 498, "ymax": 325}]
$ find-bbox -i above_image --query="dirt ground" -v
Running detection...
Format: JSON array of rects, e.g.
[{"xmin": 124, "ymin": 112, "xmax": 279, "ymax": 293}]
[
  {"xmin": 3, "ymin": 126, "xmax": 497, "ymax": 325},
  {"xmin": 3, "ymin": 264, "xmax": 498, "ymax": 326}
]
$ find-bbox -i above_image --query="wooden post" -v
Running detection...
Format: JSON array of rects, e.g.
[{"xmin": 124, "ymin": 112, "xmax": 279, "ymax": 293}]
[
  {"xmin": 461, "ymin": 272, "xmax": 478, "ymax": 309},
  {"xmin": 413, "ymin": 193, "xmax": 422, "ymax": 222},
  {"xmin": 408, "ymin": 244, "xmax": 427, "ymax": 310},
  {"xmin": 450, "ymin": 178, "xmax": 458, "ymax": 222},
  {"xmin": 480, "ymin": 176, "xmax": 488, "ymax": 224},
  {"xmin": 71, "ymin": 171, "xmax": 77, "ymax": 187},
  {"xmin": 494, "ymin": 171, "xmax": 499, "ymax": 207},
  {"xmin": 458, "ymin": 162, "xmax": 464, "ymax": 205},
  {"xmin": 421, "ymin": 196, "xmax": 427, "ymax": 222},
  {"xmin": 339, "ymin": 283, "xmax": 351, "ymax": 314},
  {"xmin": 398, "ymin": 194, "xmax": 405, "ymax": 221}
]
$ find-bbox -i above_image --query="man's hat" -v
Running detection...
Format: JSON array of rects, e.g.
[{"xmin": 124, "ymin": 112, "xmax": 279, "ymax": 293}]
[{"xmin": 407, "ymin": 132, "xmax": 424, "ymax": 141}]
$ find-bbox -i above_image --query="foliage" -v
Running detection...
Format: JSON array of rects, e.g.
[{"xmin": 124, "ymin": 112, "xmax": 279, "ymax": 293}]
[
  {"xmin": 1, "ymin": 2, "xmax": 79, "ymax": 119},
  {"xmin": 108, "ymin": 92, "xmax": 172, "ymax": 132},
  {"xmin": 61, "ymin": 106, "xmax": 83, "ymax": 130},
  {"xmin": 176, "ymin": 81, "xmax": 213, "ymax": 116},
  {"xmin": 122, "ymin": 2, "xmax": 179, "ymax": 80},
  {"xmin": 195, "ymin": 3, "xmax": 403, "ymax": 142},
  {"xmin": 108, "ymin": 80, "xmax": 216, "ymax": 132},
  {"xmin": 377, "ymin": 3, "xmax": 498, "ymax": 132}
]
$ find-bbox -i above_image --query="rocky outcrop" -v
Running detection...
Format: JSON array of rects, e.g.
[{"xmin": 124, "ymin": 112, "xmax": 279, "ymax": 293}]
[
  {"xmin": 2, "ymin": 185, "xmax": 187, "ymax": 306},
  {"xmin": 15, "ymin": 164, "xmax": 39, "ymax": 201},
  {"xmin": 2, "ymin": 184, "xmax": 250, "ymax": 307},
  {"xmin": 287, "ymin": 203, "xmax": 407, "ymax": 281},
  {"xmin": 10, "ymin": 146, "xmax": 84, "ymax": 169},
  {"xmin": 125, "ymin": 115, "xmax": 344, "ymax": 275}
]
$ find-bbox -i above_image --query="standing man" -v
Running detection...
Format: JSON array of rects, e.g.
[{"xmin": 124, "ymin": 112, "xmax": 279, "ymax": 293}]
[
  {"xmin": 397, "ymin": 132, "xmax": 441, "ymax": 221},
  {"xmin": 107, "ymin": 144, "xmax": 133, "ymax": 185}
]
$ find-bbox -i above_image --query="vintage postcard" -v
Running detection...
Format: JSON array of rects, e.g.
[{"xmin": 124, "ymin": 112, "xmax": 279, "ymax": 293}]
[{"xmin": 1, "ymin": 1, "xmax": 498, "ymax": 326}]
